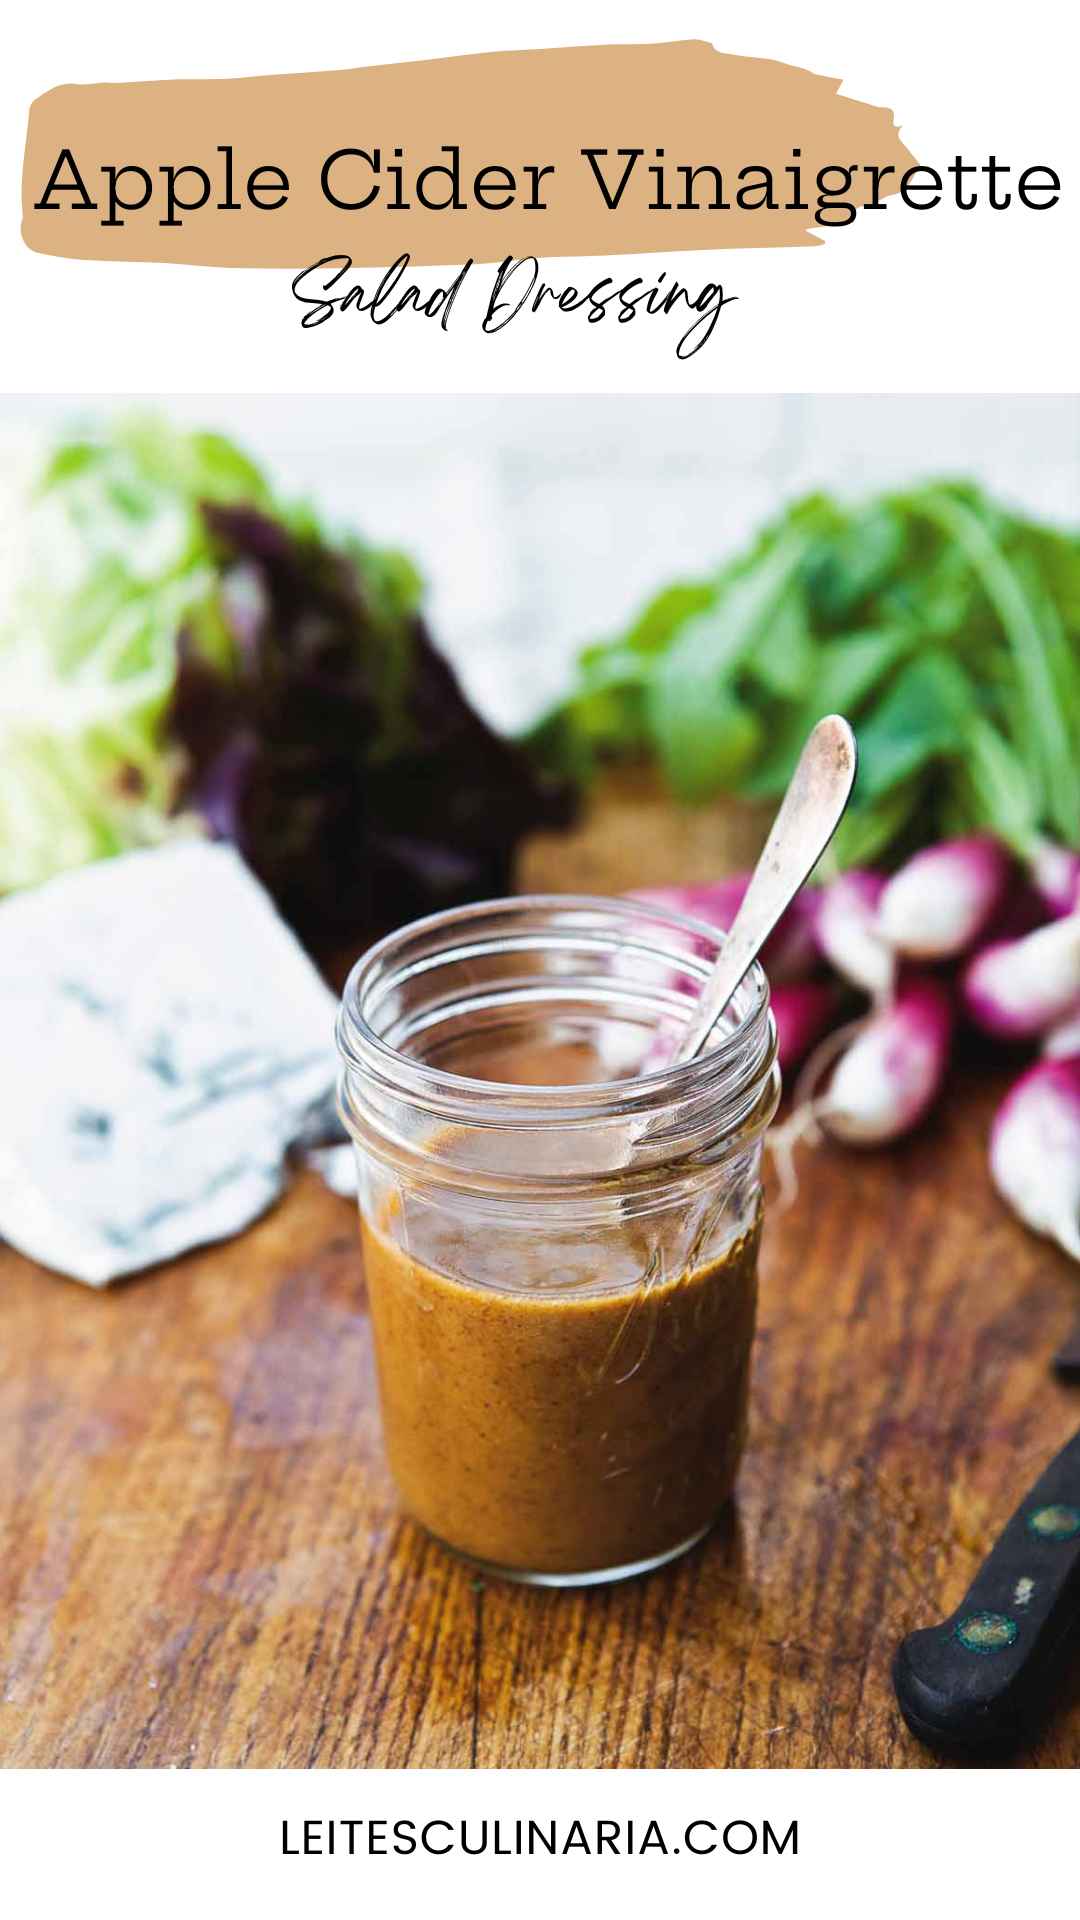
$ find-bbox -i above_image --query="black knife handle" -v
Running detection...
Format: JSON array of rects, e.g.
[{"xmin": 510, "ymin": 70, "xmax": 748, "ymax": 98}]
[{"xmin": 894, "ymin": 1425, "xmax": 1080, "ymax": 1754}]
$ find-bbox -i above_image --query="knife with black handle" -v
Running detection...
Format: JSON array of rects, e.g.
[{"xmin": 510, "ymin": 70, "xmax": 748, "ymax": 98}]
[{"xmin": 894, "ymin": 1424, "xmax": 1080, "ymax": 1754}]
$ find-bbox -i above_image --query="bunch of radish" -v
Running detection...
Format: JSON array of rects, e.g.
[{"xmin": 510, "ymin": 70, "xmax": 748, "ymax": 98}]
[{"xmin": 633, "ymin": 833, "xmax": 1080, "ymax": 1265}]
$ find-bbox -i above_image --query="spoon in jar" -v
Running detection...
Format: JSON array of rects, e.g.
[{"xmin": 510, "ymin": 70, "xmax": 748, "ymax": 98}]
[{"xmin": 670, "ymin": 713, "xmax": 858, "ymax": 1066}]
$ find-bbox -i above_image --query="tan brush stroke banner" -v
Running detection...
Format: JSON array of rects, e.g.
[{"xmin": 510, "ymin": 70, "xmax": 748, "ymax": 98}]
[{"xmin": 22, "ymin": 41, "xmax": 914, "ymax": 267}]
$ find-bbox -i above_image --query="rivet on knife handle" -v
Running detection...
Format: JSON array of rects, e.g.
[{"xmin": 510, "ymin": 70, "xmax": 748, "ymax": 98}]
[{"xmin": 893, "ymin": 1424, "xmax": 1080, "ymax": 1754}]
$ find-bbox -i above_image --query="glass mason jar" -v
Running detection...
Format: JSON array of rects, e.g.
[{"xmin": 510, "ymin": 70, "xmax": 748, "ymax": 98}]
[{"xmin": 337, "ymin": 895, "xmax": 779, "ymax": 1587}]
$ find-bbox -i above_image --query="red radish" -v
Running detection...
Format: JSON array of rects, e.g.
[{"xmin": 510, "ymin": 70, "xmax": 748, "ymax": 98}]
[
  {"xmin": 627, "ymin": 883, "xmax": 735, "ymax": 1002},
  {"xmin": 630, "ymin": 879, "xmax": 819, "ymax": 983},
  {"xmin": 1044, "ymin": 1010, "xmax": 1080, "ymax": 1059},
  {"xmin": 962, "ymin": 914, "xmax": 1080, "ymax": 1041},
  {"xmin": 770, "ymin": 980, "xmax": 841, "ymax": 1074},
  {"xmin": 990, "ymin": 1058, "xmax": 1080, "ymax": 1263},
  {"xmin": 878, "ymin": 836, "xmax": 1013, "ymax": 959},
  {"xmin": 760, "ymin": 890, "xmax": 821, "ymax": 983},
  {"xmin": 983, "ymin": 878, "xmax": 1047, "ymax": 944},
  {"xmin": 1029, "ymin": 836, "xmax": 1080, "ymax": 919},
  {"xmin": 632, "ymin": 878, "xmax": 746, "ymax": 937},
  {"xmin": 814, "ymin": 869, "xmax": 894, "ymax": 1000},
  {"xmin": 818, "ymin": 975, "xmax": 954, "ymax": 1145}
]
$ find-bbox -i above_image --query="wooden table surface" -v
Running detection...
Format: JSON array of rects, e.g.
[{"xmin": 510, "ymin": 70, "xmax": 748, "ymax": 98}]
[{"xmin": 3, "ymin": 1063, "xmax": 1079, "ymax": 1769}]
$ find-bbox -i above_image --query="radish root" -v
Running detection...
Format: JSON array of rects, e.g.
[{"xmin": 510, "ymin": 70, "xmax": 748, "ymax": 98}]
[{"xmin": 765, "ymin": 1014, "xmax": 871, "ymax": 1209}]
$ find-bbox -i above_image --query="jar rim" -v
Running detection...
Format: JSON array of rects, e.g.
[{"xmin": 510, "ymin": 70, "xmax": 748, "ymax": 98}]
[{"xmin": 336, "ymin": 892, "xmax": 775, "ymax": 1135}]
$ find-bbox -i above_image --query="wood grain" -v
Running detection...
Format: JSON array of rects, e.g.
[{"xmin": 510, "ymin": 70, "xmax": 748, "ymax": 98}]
[
  {"xmin": 2, "ymin": 1067, "xmax": 1079, "ymax": 1768},
  {"xmin": 516, "ymin": 762, "xmax": 772, "ymax": 896}
]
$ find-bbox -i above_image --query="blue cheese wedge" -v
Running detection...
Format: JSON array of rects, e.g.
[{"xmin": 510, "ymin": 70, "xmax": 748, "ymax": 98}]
[
  {"xmin": 0, "ymin": 842, "xmax": 343, "ymax": 1285},
  {"xmin": 302, "ymin": 1142, "xmax": 358, "ymax": 1198}
]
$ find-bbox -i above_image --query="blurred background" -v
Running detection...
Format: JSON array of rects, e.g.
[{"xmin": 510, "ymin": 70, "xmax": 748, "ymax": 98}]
[
  {"xmin": 2, "ymin": 391, "xmax": 1078, "ymax": 1295},
  {"xmin": 5, "ymin": 392, "xmax": 1078, "ymax": 733}
]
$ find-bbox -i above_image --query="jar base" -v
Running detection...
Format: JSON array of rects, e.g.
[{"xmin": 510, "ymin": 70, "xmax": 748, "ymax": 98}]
[{"xmin": 427, "ymin": 1520, "xmax": 714, "ymax": 1588}]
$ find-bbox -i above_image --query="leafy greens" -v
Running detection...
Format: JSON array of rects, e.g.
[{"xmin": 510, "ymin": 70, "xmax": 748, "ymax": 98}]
[
  {"xmin": 532, "ymin": 483, "xmax": 1080, "ymax": 868},
  {"xmin": 0, "ymin": 417, "xmax": 570, "ymax": 937}
]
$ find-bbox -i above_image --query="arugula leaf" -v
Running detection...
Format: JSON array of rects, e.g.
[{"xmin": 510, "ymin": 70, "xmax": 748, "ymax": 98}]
[
  {"xmin": 621, "ymin": 581, "xmax": 719, "ymax": 653},
  {"xmin": 646, "ymin": 522, "xmax": 817, "ymax": 796},
  {"xmin": 804, "ymin": 500, "xmax": 905, "ymax": 622},
  {"xmin": 743, "ymin": 579, "xmax": 815, "ymax": 699},
  {"xmin": 648, "ymin": 681, "xmax": 763, "ymax": 803},
  {"xmin": 914, "ymin": 487, "xmax": 1080, "ymax": 842},
  {"xmin": 851, "ymin": 650, "xmax": 971, "ymax": 801},
  {"xmin": 831, "ymin": 780, "xmax": 925, "ymax": 871},
  {"xmin": 956, "ymin": 717, "xmax": 1041, "ymax": 850},
  {"xmin": 739, "ymin": 627, "xmax": 919, "ymax": 801},
  {"xmin": 539, "ymin": 480, "xmax": 1080, "ymax": 867}
]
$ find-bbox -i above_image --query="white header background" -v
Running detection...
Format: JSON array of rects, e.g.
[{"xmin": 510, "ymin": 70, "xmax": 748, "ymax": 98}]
[{"xmin": 3, "ymin": 0, "xmax": 1078, "ymax": 392}]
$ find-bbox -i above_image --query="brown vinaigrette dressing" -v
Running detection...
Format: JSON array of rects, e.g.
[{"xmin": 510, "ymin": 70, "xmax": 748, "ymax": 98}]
[
  {"xmin": 359, "ymin": 1036, "xmax": 762, "ymax": 1577},
  {"xmin": 361, "ymin": 1208, "xmax": 760, "ymax": 1576}
]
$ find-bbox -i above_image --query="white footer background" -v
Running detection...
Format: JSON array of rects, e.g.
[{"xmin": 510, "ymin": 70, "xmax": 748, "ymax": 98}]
[{"xmin": 3, "ymin": 1765, "xmax": 1067, "ymax": 1914}]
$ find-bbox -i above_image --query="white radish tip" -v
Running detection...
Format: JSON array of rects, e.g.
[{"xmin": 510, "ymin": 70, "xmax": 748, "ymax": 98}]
[
  {"xmin": 963, "ymin": 916, "xmax": 1080, "ymax": 1042},
  {"xmin": 820, "ymin": 976, "xmax": 952, "ymax": 1147},
  {"xmin": 879, "ymin": 837, "xmax": 1011, "ymax": 960},
  {"xmin": 990, "ymin": 1058, "xmax": 1080, "ymax": 1264},
  {"xmin": 816, "ymin": 869, "xmax": 894, "ymax": 1000}
]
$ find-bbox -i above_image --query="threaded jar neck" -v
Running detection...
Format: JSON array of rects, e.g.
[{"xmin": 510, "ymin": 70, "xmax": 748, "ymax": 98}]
[{"xmin": 337, "ymin": 893, "xmax": 779, "ymax": 1200}]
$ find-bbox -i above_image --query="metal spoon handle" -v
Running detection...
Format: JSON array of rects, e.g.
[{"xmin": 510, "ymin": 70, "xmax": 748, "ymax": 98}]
[{"xmin": 671, "ymin": 715, "xmax": 858, "ymax": 1065}]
